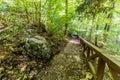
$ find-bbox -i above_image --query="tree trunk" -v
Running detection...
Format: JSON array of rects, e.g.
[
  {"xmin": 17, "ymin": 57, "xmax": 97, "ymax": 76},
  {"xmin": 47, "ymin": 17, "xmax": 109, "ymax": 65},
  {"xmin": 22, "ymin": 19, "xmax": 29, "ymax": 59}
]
[
  {"xmin": 88, "ymin": 16, "xmax": 95, "ymax": 42},
  {"xmin": 33, "ymin": 2, "xmax": 38, "ymax": 25},
  {"xmin": 95, "ymin": 24, "xmax": 99, "ymax": 46},
  {"xmin": 22, "ymin": 1, "xmax": 30, "ymax": 23},
  {"xmin": 103, "ymin": 0, "xmax": 115, "ymax": 42},
  {"xmin": 39, "ymin": 0, "xmax": 41, "ymax": 27},
  {"xmin": 64, "ymin": 0, "xmax": 68, "ymax": 36}
]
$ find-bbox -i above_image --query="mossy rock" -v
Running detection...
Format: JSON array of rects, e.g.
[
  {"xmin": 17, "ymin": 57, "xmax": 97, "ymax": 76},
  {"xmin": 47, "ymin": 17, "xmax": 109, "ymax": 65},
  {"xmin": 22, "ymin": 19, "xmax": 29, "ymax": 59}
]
[{"xmin": 23, "ymin": 35, "xmax": 51, "ymax": 60}]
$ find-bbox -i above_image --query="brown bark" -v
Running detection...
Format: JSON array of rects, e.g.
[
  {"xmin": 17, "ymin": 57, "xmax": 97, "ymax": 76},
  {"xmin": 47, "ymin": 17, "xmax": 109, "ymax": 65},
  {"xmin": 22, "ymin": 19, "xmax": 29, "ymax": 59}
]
[
  {"xmin": 64, "ymin": 0, "xmax": 68, "ymax": 36},
  {"xmin": 95, "ymin": 24, "xmax": 99, "ymax": 46}
]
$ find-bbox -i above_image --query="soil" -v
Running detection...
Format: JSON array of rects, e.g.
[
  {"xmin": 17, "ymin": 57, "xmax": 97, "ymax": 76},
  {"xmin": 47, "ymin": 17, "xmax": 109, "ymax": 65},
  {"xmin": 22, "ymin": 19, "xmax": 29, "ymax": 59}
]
[{"xmin": 37, "ymin": 39, "xmax": 91, "ymax": 80}]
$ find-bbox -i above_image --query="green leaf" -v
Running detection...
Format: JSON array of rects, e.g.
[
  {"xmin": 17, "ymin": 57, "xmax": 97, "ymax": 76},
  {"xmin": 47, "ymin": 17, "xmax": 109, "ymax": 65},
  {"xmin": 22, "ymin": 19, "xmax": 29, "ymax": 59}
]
[
  {"xmin": 9, "ymin": 46, "xmax": 14, "ymax": 52},
  {"xmin": 13, "ymin": 25, "xmax": 19, "ymax": 31}
]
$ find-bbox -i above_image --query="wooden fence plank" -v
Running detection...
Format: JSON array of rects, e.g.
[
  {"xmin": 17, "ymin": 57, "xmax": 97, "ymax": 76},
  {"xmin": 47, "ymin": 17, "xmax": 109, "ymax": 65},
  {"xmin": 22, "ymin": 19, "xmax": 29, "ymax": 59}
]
[
  {"xmin": 79, "ymin": 36, "xmax": 120, "ymax": 80},
  {"xmin": 108, "ymin": 65, "xmax": 120, "ymax": 80},
  {"xmin": 96, "ymin": 58, "xmax": 105, "ymax": 80},
  {"xmin": 79, "ymin": 36, "xmax": 120, "ymax": 72}
]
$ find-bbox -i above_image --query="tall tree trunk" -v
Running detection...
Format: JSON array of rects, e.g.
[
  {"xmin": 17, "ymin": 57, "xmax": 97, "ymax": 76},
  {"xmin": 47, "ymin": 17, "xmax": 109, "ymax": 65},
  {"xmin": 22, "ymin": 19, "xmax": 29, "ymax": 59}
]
[
  {"xmin": 33, "ymin": 0, "xmax": 41, "ymax": 26},
  {"xmin": 89, "ymin": 26, "xmax": 92, "ymax": 41},
  {"xmin": 33, "ymin": 2, "xmax": 38, "ymax": 25},
  {"xmin": 22, "ymin": 1, "xmax": 30, "ymax": 23},
  {"xmin": 39, "ymin": 0, "xmax": 41, "ymax": 27},
  {"xmin": 64, "ymin": 0, "xmax": 68, "ymax": 36},
  {"xmin": 25, "ymin": 7, "xmax": 30, "ymax": 23},
  {"xmin": 88, "ymin": 16, "xmax": 95, "ymax": 42},
  {"xmin": 95, "ymin": 24, "xmax": 99, "ymax": 46},
  {"xmin": 103, "ymin": 0, "xmax": 115, "ymax": 42}
]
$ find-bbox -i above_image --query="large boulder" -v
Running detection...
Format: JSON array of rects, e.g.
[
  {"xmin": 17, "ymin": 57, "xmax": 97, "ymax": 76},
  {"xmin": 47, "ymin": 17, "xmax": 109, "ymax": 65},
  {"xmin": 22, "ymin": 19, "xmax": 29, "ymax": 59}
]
[{"xmin": 23, "ymin": 35, "xmax": 51, "ymax": 60}]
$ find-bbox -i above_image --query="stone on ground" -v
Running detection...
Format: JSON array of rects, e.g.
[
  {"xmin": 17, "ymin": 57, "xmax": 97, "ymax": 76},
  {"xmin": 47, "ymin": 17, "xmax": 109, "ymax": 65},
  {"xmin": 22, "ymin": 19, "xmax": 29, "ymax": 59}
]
[{"xmin": 23, "ymin": 35, "xmax": 51, "ymax": 59}]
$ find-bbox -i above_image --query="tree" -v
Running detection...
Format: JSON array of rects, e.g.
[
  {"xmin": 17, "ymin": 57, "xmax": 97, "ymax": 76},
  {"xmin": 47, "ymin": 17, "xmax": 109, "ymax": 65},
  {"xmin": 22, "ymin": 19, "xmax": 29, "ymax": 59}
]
[
  {"xmin": 64, "ymin": 0, "xmax": 68, "ymax": 36},
  {"xmin": 103, "ymin": 0, "xmax": 115, "ymax": 42}
]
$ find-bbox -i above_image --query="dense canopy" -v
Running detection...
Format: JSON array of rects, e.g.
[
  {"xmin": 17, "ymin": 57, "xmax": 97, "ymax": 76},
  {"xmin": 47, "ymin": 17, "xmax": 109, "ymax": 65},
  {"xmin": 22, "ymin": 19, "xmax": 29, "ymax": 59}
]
[{"xmin": 0, "ymin": 0, "xmax": 120, "ymax": 80}]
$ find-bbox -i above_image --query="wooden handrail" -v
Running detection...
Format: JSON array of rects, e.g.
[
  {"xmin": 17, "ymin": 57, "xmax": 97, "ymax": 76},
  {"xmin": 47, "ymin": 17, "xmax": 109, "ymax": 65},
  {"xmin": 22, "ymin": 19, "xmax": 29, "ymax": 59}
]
[{"xmin": 79, "ymin": 36, "xmax": 120, "ymax": 80}]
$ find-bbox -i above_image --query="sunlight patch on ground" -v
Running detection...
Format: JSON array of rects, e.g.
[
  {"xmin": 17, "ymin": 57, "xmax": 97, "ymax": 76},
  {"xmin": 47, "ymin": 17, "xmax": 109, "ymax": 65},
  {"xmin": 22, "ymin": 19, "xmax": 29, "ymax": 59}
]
[{"xmin": 69, "ymin": 39, "xmax": 80, "ymax": 44}]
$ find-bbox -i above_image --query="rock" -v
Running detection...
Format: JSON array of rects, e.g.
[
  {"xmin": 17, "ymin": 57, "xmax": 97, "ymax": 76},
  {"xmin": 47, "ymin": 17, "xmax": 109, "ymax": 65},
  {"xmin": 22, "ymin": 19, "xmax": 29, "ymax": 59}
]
[{"xmin": 23, "ymin": 35, "xmax": 51, "ymax": 60}]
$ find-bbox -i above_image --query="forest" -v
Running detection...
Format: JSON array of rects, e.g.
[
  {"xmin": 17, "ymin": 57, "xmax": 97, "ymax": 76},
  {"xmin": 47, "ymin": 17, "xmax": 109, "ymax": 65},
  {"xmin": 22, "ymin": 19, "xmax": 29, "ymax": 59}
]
[{"xmin": 0, "ymin": 0, "xmax": 120, "ymax": 80}]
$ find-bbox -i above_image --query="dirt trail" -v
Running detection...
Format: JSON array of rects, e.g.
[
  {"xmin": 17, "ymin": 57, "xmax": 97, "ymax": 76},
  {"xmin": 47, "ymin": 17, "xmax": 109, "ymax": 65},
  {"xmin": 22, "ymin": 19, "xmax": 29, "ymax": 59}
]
[{"xmin": 39, "ymin": 39, "xmax": 91, "ymax": 80}]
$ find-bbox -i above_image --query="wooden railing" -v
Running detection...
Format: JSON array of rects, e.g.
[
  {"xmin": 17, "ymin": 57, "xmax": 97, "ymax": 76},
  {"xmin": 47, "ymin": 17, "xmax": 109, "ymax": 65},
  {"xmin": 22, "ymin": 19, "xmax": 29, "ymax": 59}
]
[{"xmin": 79, "ymin": 36, "xmax": 120, "ymax": 80}]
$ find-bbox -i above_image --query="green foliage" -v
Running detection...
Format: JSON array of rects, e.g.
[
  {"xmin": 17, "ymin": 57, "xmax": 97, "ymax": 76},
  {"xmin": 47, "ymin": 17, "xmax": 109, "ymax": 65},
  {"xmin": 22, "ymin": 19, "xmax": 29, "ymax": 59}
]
[
  {"xmin": 70, "ymin": 0, "xmax": 120, "ymax": 55},
  {"xmin": 0, "ymin": 0, "xmax": 120, "ymax": 55},
  {"xmin": 0, "ymin": 0, "xmax": 120, "ymax": 80}
]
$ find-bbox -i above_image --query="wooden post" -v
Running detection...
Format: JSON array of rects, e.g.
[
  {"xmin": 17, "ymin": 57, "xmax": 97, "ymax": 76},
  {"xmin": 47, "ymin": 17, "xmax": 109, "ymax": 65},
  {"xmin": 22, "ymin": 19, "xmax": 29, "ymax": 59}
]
[
  {"xmin": 108, "ymin": 65, "xmax": 120, "ymax": 80},
  {"xmin": 87, "ymin": 48, "xmax": 90, "ymax": 58},
  {"xmin": 90, "ymin": 49, "xmax": 93, "ymax": 56},
  {"xmin": 79, "ymin": 36, "xmax": 120, "ymax": 80},
  {"xmin": 96, "ymin": 58, "xmax": 105, "ymax": 80}
]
